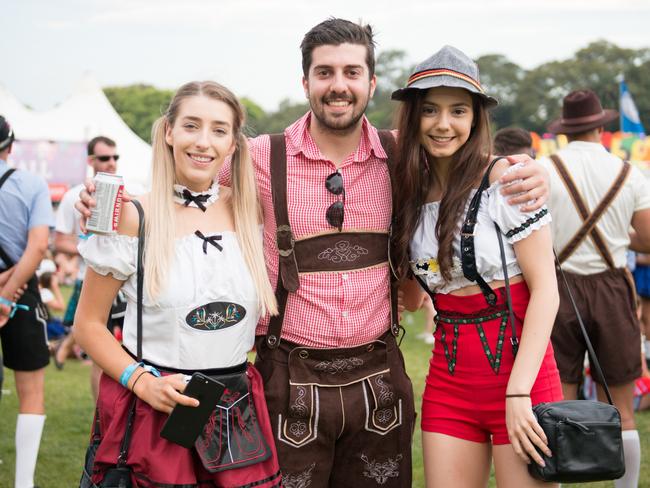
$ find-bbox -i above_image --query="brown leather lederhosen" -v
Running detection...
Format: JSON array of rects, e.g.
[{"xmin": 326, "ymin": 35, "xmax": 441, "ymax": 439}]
[
  {"xmin": 254, "ymin": 131, "xmax": 415, "ymax": 487},
  {"xmin": 549, "ymin": 154, "xmax": 641, "ymax": 385}
]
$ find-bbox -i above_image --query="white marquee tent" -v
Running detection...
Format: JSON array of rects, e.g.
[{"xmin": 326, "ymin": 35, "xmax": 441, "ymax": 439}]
[{"xmin": 0, "ymin": 74, "xmax": 151, "ymax": 193}]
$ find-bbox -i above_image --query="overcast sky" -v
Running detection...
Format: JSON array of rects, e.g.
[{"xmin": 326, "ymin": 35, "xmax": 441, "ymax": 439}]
[{"xmin": 3, "ymin": 0, "xmax": 650, "ymax": 112}]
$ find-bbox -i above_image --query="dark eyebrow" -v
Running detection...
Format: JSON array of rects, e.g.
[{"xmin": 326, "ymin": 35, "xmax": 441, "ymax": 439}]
[
  {"xmin": 422, "ymin": 101, "xmax": 471, "ymax": 107},
  {"xmin": 312, "ymin": 64, "xmax": 365, "ymax": 72},
  {"xmin": 181, "ymin": 116, "xmax": 231, "ymax": 127}
]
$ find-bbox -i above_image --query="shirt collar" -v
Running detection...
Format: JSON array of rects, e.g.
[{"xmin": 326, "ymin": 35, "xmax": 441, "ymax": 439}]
[
  {"xmin": 0, "ymin": 159, "xmax": 7, "ymax": 172},
  {"xmin": 565, "ymin": 140, "xmax": 608, "ymax": 153},
  {"xmin": 284, "ymin": 112, "xmax": 387, "ymax": 163}
]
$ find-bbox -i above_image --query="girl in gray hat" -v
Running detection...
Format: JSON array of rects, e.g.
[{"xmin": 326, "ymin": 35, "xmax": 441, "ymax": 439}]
[{"xmin": 391, "ymin": 46, "xmax": 562, "ymax": 487}]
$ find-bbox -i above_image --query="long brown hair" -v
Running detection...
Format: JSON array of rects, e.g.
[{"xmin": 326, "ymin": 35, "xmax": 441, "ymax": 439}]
[{"xmin": 391, "ymin": 89, "xmax": 493, "ymax": 283}]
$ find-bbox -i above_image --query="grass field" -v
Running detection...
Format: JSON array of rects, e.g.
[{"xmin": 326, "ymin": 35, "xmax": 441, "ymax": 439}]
[{"xmin": 0, "ymin": 308, "xmax": 649, "ymax": 487}]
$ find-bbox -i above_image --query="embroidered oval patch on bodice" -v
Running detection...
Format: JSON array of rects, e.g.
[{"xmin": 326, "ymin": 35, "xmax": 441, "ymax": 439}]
[{"xmin": 185, "ymin": 302, "xmax": 247, "ymax": 331}]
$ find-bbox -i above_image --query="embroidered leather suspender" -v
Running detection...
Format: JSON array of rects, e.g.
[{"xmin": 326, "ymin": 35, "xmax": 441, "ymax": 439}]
[
  {"xmin": 266, "ymin": 131, "xmax": 399, "ymax": 348},
  {"xmin": 549, "ymin": 154, "xmax": 631, "ymax": 268}
]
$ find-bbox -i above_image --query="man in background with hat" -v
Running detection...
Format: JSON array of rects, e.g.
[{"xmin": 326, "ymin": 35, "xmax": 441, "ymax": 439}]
[
  {"xmin": 541, "ymin": 89, "xmax": 650, "ymax": 488},
  {"xmin": 0, "ymin": 114, "xmax": 54, "ymax": 488}
]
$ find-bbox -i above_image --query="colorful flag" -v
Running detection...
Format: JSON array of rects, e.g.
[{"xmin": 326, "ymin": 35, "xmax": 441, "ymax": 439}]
[{"xmin": 619, "ymin": 79, "xmax": 646, "ymax": 135}]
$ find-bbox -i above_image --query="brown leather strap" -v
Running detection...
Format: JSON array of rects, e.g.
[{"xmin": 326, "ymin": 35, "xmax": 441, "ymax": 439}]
[
  {"xmin": 266, "ymin": 130, "xmax": 401, "ymax": 348},
  {"xmin": 376, "ymin": 130, "xmax": 401, "ymax": 337},
  {"xmin": 377, "ymin": 130, "xmax": 396, "ymax": 167},
  {"xmin": 270, "ymin": 134, "xmax": 300, "ymax": 293},
  {"xmin": 550, "ymin": 154, "xmax": 630, "ymax": 268}
]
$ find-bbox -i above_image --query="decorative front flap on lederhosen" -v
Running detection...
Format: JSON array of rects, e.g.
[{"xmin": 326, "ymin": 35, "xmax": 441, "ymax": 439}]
[
  {"xmin": 279, "ymin": 338, "xmax": 400, "ymax": 446},
  {"xmin": 265, "ymin": 130, "xmax": 400, "ymax": 348}
]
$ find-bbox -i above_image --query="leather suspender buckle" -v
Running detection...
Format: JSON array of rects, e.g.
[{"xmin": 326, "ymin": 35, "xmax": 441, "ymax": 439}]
[{"xmin": 276, "ymin": 224, "xmax": 295, "ymax": 257}]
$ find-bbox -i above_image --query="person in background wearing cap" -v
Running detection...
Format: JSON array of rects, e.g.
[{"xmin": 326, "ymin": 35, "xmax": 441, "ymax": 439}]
[
  {"xmin": 540, "ymin": 89, "xmax": 650, "ymax": 488},
  {"xmin": 493, "ymin": 127, "xmax": 535, "ymax": 158},
  {"xmin": 76, "ymin": 19, "xmax": 550, "ymax": 486},
  {"xmin": 0, "ymin": 115, "xmax": 54, "ymax": 488},
  {"xmin": 392, "ymin": 46, "xmax": 562, "ymax": 487},
  {"xmin": 53, "ymin": 136, "xmax": 119, "ymax": 398}
]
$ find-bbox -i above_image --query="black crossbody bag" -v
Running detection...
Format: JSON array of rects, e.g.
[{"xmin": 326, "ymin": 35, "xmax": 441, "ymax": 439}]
[{"xmin": 472, "ymin": 162, "xmax": 625, "ymax": 483}]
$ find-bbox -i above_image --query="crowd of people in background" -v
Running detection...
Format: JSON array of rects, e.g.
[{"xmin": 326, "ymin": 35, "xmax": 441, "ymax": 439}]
[{"xmin": 1, "ymin": 16, "xmax": 650, "ymax": 488}]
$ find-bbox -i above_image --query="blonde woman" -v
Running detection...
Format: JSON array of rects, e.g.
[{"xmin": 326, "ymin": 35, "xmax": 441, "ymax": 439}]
[{"xmin": 74, "ymin": 81, "xmax": 281, "ymax": 487}]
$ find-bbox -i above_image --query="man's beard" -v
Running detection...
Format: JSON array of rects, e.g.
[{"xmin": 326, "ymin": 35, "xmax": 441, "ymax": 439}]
[{"xmin": 310, "ymin": 92, "xmax": 370, "ymax": 135}]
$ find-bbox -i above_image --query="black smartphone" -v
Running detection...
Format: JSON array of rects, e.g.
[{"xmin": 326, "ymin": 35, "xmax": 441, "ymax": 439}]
[{"xmin": 160, "ymin": 372, "xmax": 225, "ymax": 448}]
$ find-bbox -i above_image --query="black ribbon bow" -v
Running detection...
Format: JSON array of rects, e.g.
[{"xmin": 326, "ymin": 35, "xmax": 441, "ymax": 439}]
[
  {"xmin": 195, "ymin": 231, "xmax": 223, "ymax": 254},
  {"xmin": 182, "ymin": 189, "xmax": 211, "ymax": 212}
]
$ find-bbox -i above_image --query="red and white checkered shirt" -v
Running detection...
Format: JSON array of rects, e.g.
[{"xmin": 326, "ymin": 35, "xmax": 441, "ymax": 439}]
[{"xmin": 221, "ymin": 112, "xmax": 393, "ymax": 347}]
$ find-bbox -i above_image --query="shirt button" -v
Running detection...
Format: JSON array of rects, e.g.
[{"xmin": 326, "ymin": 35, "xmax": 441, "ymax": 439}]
[
  {"xmin": 342, "ymin": 311, "xmax": 349, "ymax": 318},
  {"xmin": 342, "ymin": 273, "xmax": 349, "ymax": 280}
]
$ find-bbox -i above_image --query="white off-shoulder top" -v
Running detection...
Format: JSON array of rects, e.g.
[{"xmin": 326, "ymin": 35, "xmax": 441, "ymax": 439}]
[
  {"xmin": 79, "ymin": 231, "xmax": 260, "ymax": 370},
  {"xmin": 409, "ymin": 165, "xmax": 552, "ymax": 294}
]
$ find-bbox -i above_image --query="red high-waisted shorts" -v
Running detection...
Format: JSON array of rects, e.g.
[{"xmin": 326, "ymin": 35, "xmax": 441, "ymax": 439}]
[{"xmin": 421, "ymin": 281, "xmax": 562, "ymax": 444}]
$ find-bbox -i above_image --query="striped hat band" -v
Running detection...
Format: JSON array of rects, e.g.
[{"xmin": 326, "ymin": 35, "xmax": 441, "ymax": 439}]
[{"xmin": 407, "ymin": 69, "xmax": 484, "ymax": 94}]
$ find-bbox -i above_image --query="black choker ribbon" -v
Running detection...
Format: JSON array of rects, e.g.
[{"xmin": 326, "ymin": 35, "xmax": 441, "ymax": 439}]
[
  {"xmin": 182, "ymin": 190, "xmax": 211, "ymax": 212},
  {"xmin": 195, "ymin": 231, "xmax": 223, "ymax": 254}
]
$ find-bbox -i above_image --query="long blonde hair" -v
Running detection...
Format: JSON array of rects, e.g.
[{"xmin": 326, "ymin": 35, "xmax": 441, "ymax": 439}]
[{"xmin": 147, "ymin": 81, "xmax": 277, "ymax": 315}]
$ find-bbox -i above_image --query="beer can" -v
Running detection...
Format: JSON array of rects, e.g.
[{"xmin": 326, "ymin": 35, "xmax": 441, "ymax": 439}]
[{"xmin": 87, "ymin": 173, "xmax": 124, "ymax": 234}]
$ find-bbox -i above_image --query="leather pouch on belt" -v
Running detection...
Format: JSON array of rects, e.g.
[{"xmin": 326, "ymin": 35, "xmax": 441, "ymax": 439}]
[
  {"xmin": 280, "ymin": 340, "xmax": 399, "ymax": 446},
  {"xmin": 194, "ymin": 369, "xmax": 272, "ymax": 473}
]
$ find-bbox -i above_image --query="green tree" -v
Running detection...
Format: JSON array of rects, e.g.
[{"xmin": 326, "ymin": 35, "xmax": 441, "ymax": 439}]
[
  {"xmin": 104, "ymin": 84, "xmax": 174, "ymax": 143},
  {"xmin": 476, "ymin": 54, "xmax": 524, "ymax": 130},
  {"xmin": 367, "ymin": 49, "xmax": 412, "ymax": 129}
]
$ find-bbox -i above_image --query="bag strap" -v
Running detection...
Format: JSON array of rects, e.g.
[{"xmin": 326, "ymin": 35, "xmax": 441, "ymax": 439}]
[
  {"xmin": 0, "ymin": 168, "xmax": 16, "ymax": 189},
  {"xmin": 110, "ymin": 199, "xmax": 145, "ymax": 468},
  {"xmin": 494, "ymin": 224, "xmax": 519, "ymax": 357},
  {"xmin": 549, "ymin": 154, "xmax": 630, "ymax": 268},
  {"xmin": 554, "ymin": 251, "xmax": 615, "ymax": 405},
  {"xmin": 131, "ymin": 199, "xmax": 145, "ymax": 362},
  {"xmin": 460, "ymin": 157, "xmax": 504, "ymax": 307},
  {"xmin": 0, "ymin": 169, "xmax": 17, "ymax": 268}
]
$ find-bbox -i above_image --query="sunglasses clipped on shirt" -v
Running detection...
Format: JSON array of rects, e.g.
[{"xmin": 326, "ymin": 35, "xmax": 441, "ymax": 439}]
[
  {"xmin": 93, "ymin": 154, "xmax": 120, "ymax": 162},
  {"xmin": 325, "ymin": 170, "xmax": 345, "ymax": 231}
]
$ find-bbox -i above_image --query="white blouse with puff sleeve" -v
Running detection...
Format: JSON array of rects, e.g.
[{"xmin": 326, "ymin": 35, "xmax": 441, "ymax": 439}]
[
  {"xmin": 409, "ymin": 164, "xmax": 552, "ymax": 294},
  {"xmin": 79, "ymin": 231, "xmax": 260, "ymax": 370}
]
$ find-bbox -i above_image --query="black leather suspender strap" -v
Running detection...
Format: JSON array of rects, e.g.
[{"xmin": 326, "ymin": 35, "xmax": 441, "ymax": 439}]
[{"xmin": 460, "ymin": 157, "xmax": 504, "ymax": 307}]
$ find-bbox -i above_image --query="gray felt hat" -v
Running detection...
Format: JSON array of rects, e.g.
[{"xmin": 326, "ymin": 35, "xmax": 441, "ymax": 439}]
[{"xmin": 391, "ymin": 45, "xmax": 498, "ymax": 108}]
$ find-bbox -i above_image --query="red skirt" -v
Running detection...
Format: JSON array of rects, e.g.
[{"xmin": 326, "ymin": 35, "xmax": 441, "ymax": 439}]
[
  {"xmin": 422, "ymin": 281, "xmax": 562, "ymax": 444},
  {"xmin": 90, "ymin": 363, "xmax": 281, "ymax": 488}
]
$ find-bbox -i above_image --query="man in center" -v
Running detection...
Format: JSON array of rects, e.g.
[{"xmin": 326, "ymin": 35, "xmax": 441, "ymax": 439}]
[{"xmin": 225, "ymin": 19, "xmax": 549, "ymax": 487}]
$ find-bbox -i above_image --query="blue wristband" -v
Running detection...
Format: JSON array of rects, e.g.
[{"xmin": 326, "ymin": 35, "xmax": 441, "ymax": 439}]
[
  {"xmin": 0, "ymin": 296, "xmax": 30, "ymax": 319},
  {"xmin": 119, "ymin": 362, "xmax": 143, "ymax": 387},
  {"xmin": 143, "ymin": 364, "xmax": 162, "ymax": 378}
]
